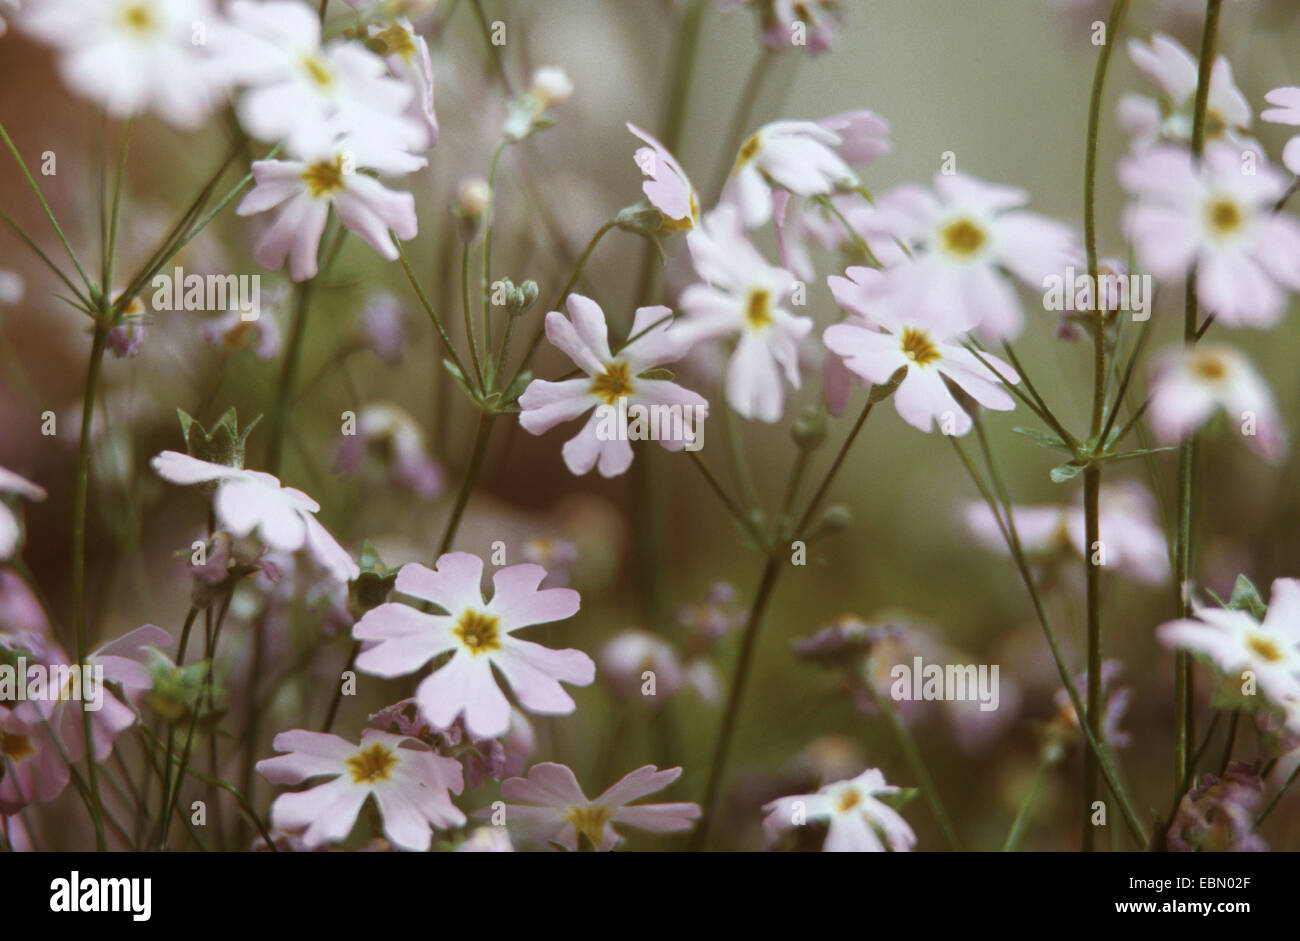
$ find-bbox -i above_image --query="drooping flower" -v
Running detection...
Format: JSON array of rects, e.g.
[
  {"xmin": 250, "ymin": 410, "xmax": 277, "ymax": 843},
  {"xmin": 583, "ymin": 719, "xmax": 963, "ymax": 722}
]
[
  {"xmin": 489, "ymin": 762, "xmax": 700, "ymax": 850},
  {"xmin": 334, "ymin": 403, "xmax": 444, "ymax": 498},
  {"xmin": 1159, "ymin": 579, "xmax": 1300, "ymax": 707},
  {"xmin": 823, "ymin": 266, "xmax": 1019, "ymax": 435},
  {"xmin": 1262, "ymin": 86, "xmax": 1300, "ymax": 176},
  {"xmin": 1119, "ymin": 141, "xmax": 1300, "ymax": 327},
  {"xmin": 518, "ymin": 296, "xmax": 709, "ymax": 477},
  {"xmin": 357, "ymin": 291, "xmax": 407, "ymax": 365},
  {"xmin": 679, "ymin": 207, "xmax": 812, "ymax": 422},
  {"xmin": 1048, "ymin": 660, "xmax": 1133, "ymax": 750},
  {"xmin": 762, "ymin": 768, "xmax": 916, "ymax": 852},
  {"xmin": 352, "ymin": 552, "xmax": 593, "ymax": 739},
  {"xmin": 0, "ymin": 704, "xmax": 69, "ymax": 814},
  {"xmin": 236, "ymin": 129, "xmax": 421, "ymax": 281},
  {"xmin": 627, "ymin": 123, "xmax": 699, "ymax": 231},
  {"xmin": 0, "ymin": 467, "xmax": 44, "ymax": 561},
  {"xmin": 869, "ymin": 172, "xmax": 1078, "ymax": 342},
  {"xmin": 19, "ymin": 0, "xmax": 226, "ymax": 129},
  {"xmin": 1167, "ymin": 761, "xmax": 1266, "ymax": 852},
  {"xmin": 150, "ymin": 451, "xmax": 359, "ymax": 583},
  {"xmin": 504, "ymin": 66, "xmax": 574, "ymax": 142},
  {"xmin": 1118, "ymin": 33, "xmax": 1252, "ymax": 150},
  {"xmin": 366, "ymin": 17, "xmax": 438, "ymax": 149},
  {"xmin": 721, "ymin": 0, "xmax": 845, "ymax": 56},
  {"xmin": 1148, "ymin": 344, "xmax": 1285, "ymax": 461},
  {"xmin": 256, "ymin": 728, "xmax": 465, "ymax": 851}
]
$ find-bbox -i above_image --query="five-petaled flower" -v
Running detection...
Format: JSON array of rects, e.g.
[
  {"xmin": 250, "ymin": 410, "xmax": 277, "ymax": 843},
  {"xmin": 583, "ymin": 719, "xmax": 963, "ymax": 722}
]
[{"xmin": 763, "ymin": 768, "xmax": 917, "ymax": 852}]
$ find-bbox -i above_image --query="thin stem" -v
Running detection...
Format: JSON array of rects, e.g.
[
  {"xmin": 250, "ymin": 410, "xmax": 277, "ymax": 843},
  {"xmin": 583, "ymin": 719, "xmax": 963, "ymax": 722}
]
[
  {"xmin": 708, "ymin": 52, "xmax": 775, "ymax": 203},
  {"xmin": 394, "ymin": 238, "xmax": 472, "ymax": 382},
  {"xmin": 1003, "ymin": 759, "xmax": 1050, "ymax": 852},
  {"xmin": 1082, "ymin": 465, "xmax": 1103, "ymax": 851},
  {"xmin": 687, "ymin": 451, "xmax": 762, "ymax": 544},
  {"xmin": 1255, "ymin": 762, "xmax": 1300, "ymax": 828},
  {"xmin": 436, "ymin": 411, "xmax": 495, "ymax": 558},
  {"xmin": 461, "ymin": 241, "xmax": 485, "ymax": 388},
  {"xmin": 795, "ymin": 400, "xmax": 874, "ymax": 535},
  {"xmin": 480, "ymin": 141, "xmax": 508, "ymax": 385},
  {"xmin": 72, "ymin": 320, "xmax": 110, "ymax": 851}
]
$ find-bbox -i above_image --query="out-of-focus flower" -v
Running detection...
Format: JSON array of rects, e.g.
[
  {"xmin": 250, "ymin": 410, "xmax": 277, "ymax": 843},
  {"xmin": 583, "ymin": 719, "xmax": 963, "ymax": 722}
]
[
  {"xmin": 0, "ymin": 467, "xmax": 44, "ymax": 561},
  {"xmin": 627, "ymin": 123, "xmax": 699, "ymax": 232},
  {"xmin": 19, "ymin": 0, "xmax": 226, "ymax": 129},
  {"xmin": 599, "ymin": 630, "xmax": 685, "ymax": 703},
  {"xmin": 366, "ymin": 17, "xmax": 438, "ymax": 148},
  {"xmin": 1158, "ymin": 578, "xmax": 1300, "ymax": 706},
  {"xmin": 1262, "ymin": 87, "xmax": 1300, "ymax": 176},
  {"xmin": 457, "ymin": 826, "xmax": 514, "ymax": 852},
  {"xmin": 869, "ymin": 173, "xmax": 1077, "ymax": 342},
  {"xmin": 335, "ymin": 403, "xmax": 444, "ymax": 498},
  {"xmin": 722, "ymin": 119, "xmax": 863, "ymax": 229},
  {"xmin": 504, "ymin": 66, "xmax": 573, "ymax": 142},
  {"xmin": 1148, "ymin": 344, "xmax": 1285, "ymax": 462},
  {"xmin": 203, "ymin": 284, "xmax": 285, "ymax": 360},
  {"xmin": 1119, "ymin": 141, "xmax": 1300, "ymax": 327},
  {"xmin": 676, "ymin": 582, "xmax": 743, "ymax": 645},
  {"xmin": 0, "ymin": 270, "xmax": 23, "ymax": 306},
  {"xmin": 1167, "ymin": 761, "xmax": 1266, "ymax": 852},
  {"xmin": 680, "ymin": 208, "xmax": 812, "ymax": 422},
  {"xmin": 106, "ymin": 295, "xmax": 149, "ymax": 359},
  {"xmin": 237, "ymin": 130, "xmax": 421, "ymax": 281},
  {"xmin": 1118, "ymin": 33, "xmax": 1251, "ymax": 150},
  {"xmin": 257, "ymin": 728, "xmax": 465, "ymax": 851},
  {"xmin": 357, "ymin": 291, "xmax": 407, "ymax": 365},
  {"xmin": 519, "ymin": 296, "xmax": 708, "ymax": 477},
  {"xmin": 489, "ymin": 762, "xmax": 699, "ymax": 850},
  {"xmin": 722, "ymin": 0, "xmax": 846, "ymax": 55},
  {"xmin": 792, "ymin": 614, "xmax": 905, "ymax": 666},
  {"xmin": 824, "ymin": 266, "xmax": 1019, "ymax": 435},
  {"xmin": 150, "ymin": 451, "xmax": 359, "ymax": 583},
  {"xmin": 353, "ymin": 552, "xmax": 593, "ymax": 739},
  {"xmin": 520, "ymin": 537, "xmax": 578, "ymax": 587},
  {"xmin": 963, "ymin": 479, "xmax": 1169, "ymax": 585},
  {"xmin": 763, "ymin": 768, "xmax": 916, "ymax": 852},
  {"xmin": 1048, "ymin": 660, "xmax": 1133, "ymax": 750},
  {"xmin": 0, "ymin": 703, "xmax": 69, "ymax": 814}
]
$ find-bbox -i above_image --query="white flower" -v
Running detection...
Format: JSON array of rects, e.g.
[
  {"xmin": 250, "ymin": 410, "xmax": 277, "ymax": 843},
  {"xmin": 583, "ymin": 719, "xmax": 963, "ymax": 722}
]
[
  {"xmin": 504, "ymin": 66, "xmax": 573, "ymax": 141},
  {"xmin": 0, "ymin": 466, "xmax": 45, "ymax": 561},
  {"xmin": 1262, "ymin": 87, "xmax": 1300, "ymax": 176},
  {"xmin": 1158, "ymin": 578, "xmax": 1300, "ymax": 707},
  {"xmin": 150, "ymin": 451, "xmax": 358, "ymax": 583},
  {"xmin": 763, "ymin": 768, "xmax": 917, "ymax": 852},
  {"xmin": 20, "ymin": 0, "xmax": 225, "ymax": 129},
  {"xmin": 367, "ymin": 17, "xmax": 438, "ymax": 149},
  {"xmin": 1119, "ymin": 141, "xmax": 1300, "ymax": 327},
  {"xmin": 724, "ymin": 119, "xmax": 859, "ymax": 229},
  {"xmin": 1148, "ymin": 344, "xmax": 1285, "ymax": 462},
  {"xmin": 679, "ymin": 207, "xmax": 812, "ymax": 422},
  {"xmin": 0, "ymin": 270, "xmax": 21, "ymax": 306}
]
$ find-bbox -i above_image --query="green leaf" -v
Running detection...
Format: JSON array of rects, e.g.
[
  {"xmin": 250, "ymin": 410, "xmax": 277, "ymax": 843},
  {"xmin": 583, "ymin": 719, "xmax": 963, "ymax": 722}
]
[
  {"xmin": 637, "ymin": 367, "xmax": 675, "ymax": 381},
  {"xmin": 1050, "ymin": 462, "xmax": 1084, "ymax": 483},
  {"xmin": 1094, "ymin": 446, "xmax": 1175, "ymax": 464},
  {"xmin": 878, "ymin": 786, "xmax": 919, "ymax": 811},
  {"xmin": 868, "ymin": 364, "xmax": 909, "ymax": 403},
  {"xmin": 500, "ymin": 370, "xmax": 533, "ymax": 408},
  {"xmin": 1227, "ymin": 574, "xmax": 1267, "ymax": 620},
  {"xmin": 443, "ymin": 358, "xmax": 478, "ymax": 401},
  {"xmin": 1013, "ymin": 427, "xmax": 1072, "ymax": 453}
]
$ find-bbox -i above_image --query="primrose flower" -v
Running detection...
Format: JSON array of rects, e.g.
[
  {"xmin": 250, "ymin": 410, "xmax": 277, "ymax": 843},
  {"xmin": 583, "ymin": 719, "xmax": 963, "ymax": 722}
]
[
  {"xmin": 257, "ymin": 729, "xmax": 465, "ymax": 851},
  {"xmin": 1262, "ymin": 86, "xmax": 1300, "ymax": 176},
  {"xmin": 870, "ymin": 172, "xmax": 1078, "ymax": 342},
  {"xmin": 519, "ymin": 296, "xmax": 708, "ymax": 477},
  {"xmin": 504, "ymin": 66, "xmax": 574, "ymax": 141},
  {"xmin": 150, "ymin": 451, "xmax": 359, "ymax": 584},
  {"xmin": 334, "ymin": 403, "xmax": 444, "ymax": 498},
  {"xmin": 627, "ymin": 123, "xmax": 699, "ymax": 231},
  {"xmin": 1158, "ymin": 578, "xmax": 1300, "ymax": 706},
  {"xmin": 763, "ymin": 768, "xmax": 916, "ymax": 852},
  {"xmin": 352, "ymin": 552, "xmax": 594, "ymax": 739},
  {"xmin": 367, "ymin": 17, "xmax": 438, "ymax": 148},
  {"xmin": 824, "ymin": 266, "xmax": 1019, "ymax": 435},
  {"xmin": 1119, "ymin": 141, "xmax": 1300, "ymax": 327},
  {"xmin": 490, "ymin": 762, "xmax": 700, "ymax": 850},
  {"xmin": 679, "ymin": 208, "xmax": 812, "ymax": 422},
  {"xmin": 0, "ymin": 704, "xmax": 69, "ymax": 814},
  {"xmin": 0, "ymin": 467, "xmax": 45, "ymax": 561},
  {"xmin": 1148, "ymin": 344, "xmax": 1285, "ymax": 462},
  {"xmin": 19, "ymin": 0, "xmax": 226, "ymax": 129},
  {"xmin": 1118, "ymin": 33, "xmax": 1251, "ymax": 150}
]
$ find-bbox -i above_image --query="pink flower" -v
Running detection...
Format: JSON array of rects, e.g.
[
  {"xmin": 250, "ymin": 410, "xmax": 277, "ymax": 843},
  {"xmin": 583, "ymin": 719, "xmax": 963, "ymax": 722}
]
[
  {"xmin": 763, "ymin": 768, "xmax": 916, "ymax": 852},
  {"xmin": 870, "ymin": 172, "xmax": 1078, "ymax": 342},
  {"xmin": 1118, "ymin": 34, "xmax": 1251, "ymax": 150},
  {"xmin": 823, "ymin": 266, "xmax": 1019, "ymax": 435},
  {"xmin": 724, "ymin": 120, "xmax": 860, "ymax": 229},
  {"xmin": 150, "ymin": 451, "xmax": 359, "ymax": 583},
  {"xmin": 1262, "ymin": 86, "xmax": 1300, "ymax": 176},
  {"xmin": 679, "ymin": 208, "xmax": 812, "ymax": 422},
  {"xmin": 368, "ymin": 17, "xmax": 438, "ymax": 149},
  {"xmin": 1148, "ymin": 344, "xmax": 1286, "ymax": 462},
  {"xmin": 237, "ymin": 130, "xmax": 421, "ymax": 281},
  {"xmin": 352, "ymin": 552, "xmax": 593, "ymax": 739},
  {"xmin": 0, "ymin": 466, "xmax": 45, "ymax": 561},
  {"xmin": 599, "ymin": 631, "xmax": 686, "ymax": 702},
  {"xmin": 490, "ymin": 762, "xmax": 700, "ymax": 850},
  {"xmin": 723, "ymin": 0, "xmax": 845, "ymax": 57},
  {"xmin": 627, "ymin": 123, "xmax": 699, "ymax": 231},
  {"xmin": 0, "ymin": 704, "xmax": 69, "ymax": 814},
  {"xmin": 518, "ymin": 296, "xmax": 709, "ymax": 477},
  {"xmin": 257, "ymin": 728, "xmax": 465, "ymax": 851},
  {"xmin": 334, "ymin": 403, "xmax": 444, "ymax": 498},
  {"xmin": 1119, "ymin": 142, "xmax": 1300, "ymax": 327},
  {"xmin": 1158, "ymin": 579, "xmax": 1300, "ymax": 707}
]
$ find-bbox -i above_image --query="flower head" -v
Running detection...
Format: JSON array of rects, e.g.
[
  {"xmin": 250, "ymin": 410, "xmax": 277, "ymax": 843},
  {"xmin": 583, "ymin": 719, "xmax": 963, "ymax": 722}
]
[
  {"xmin": 489, "ymin": 762, "xmax": 699, "ymax": 850},
  {"xmin": 763, "ymin": 768, "xmax": 916, "ymax": 852},
  {"xmin": 627, "ymin": 123, "xmax": 699, "ymax": 231},
  {"xmin": 352, "ymin": 552, "xmax": 593, "ymax": 738},
  {"xmin": 1262, "ymin": 86, "xmax": 1300, "ymax": 176},
  {"xmin": 334, "ymin": 403, "xmax": 444, "ymax": 498},
  {"xmin": 256, "ymin": 728, "xmax": 465, "ymax": 851},
  {"xmin": 0, "ymin": 466, "xmax": 45, "ymax": 561},
  {"xmin": 1118, "ymin": 33, "xmax": 1251, "ymax": 150}
]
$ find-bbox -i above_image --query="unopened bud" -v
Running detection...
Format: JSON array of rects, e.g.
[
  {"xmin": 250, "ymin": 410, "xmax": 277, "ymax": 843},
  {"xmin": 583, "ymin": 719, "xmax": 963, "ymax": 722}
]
[
  {"xmin": 791, "ymin": 405, "xmax": 827, "ymax": 450},
  {"xmin": 455, "ymin": 177, "xmax": 491, "ymax": 240}
]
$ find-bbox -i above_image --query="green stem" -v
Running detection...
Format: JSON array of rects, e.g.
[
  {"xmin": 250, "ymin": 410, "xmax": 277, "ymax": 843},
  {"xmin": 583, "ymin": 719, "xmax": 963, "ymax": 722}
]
[
  {"xmin": 436, "ymin": 411, "xmax": 495, "ymax": 558},
  {"xmin": 1004, "ymin": 759, "xmax": 1050, "ymax": 851},
  {"xmin": 708, "ymin": 52, "xmax": 775, "ymax": 203},
  {"xmin": 1082, "ymin": 465, "xmax": 1103, "ymax": 851},
  {"xmin": 73, "ymin": 320, "xmax": 110, "ymax": 852}
]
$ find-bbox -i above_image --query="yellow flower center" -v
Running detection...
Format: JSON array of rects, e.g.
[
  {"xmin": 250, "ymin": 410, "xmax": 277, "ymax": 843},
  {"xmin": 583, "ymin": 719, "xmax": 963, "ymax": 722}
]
[
  {"xmin": 836, "ymin": 788, "xmax": 862, "ymax": 813},
  {"xmin": 302, "ymin": 54, "xmax": 335, "ymax": 89},
  {"xmin": 454, "ymin": 609, "xmax": 502, "ymax": 655},
  {"xmin": 301, "ymin": 155, "xmax": 348, "ymax": 198},
  {"xmin": 1206, "ymin": 196, "xmax": 1243, "ymax": 238},
  {"xmin": 346, "ymin": 742, "xmax": 399, "ymax": 784},
  {"xmin": 745, "ymin": 289, "xmax": 773, "ymax": 330},
  {"xmin": 734, "ymin": 133, "xmax": 761, "ymax": 173},
  {"xmin": 1203, "ymin": 108, "xmax": 1226, "ymax": 141},
  {"xmin": 1, "ymin": 730, "xmax": 34, "ymax": 762},
  {"xmin": 900, "ymin": 327, "xmax": 940, "ymax": 367},
  {"xmin": 1190, "ymin": 351, "xmax": 1228, "ymax": 382},
  {"xmin": 590, "ymin": 360, "xmax": 635, "ymax": 405},
  {"xmin": 120, "ymin": 2, "xmax": 158, "ymax": 34},
  {"xmin": 372, "ymin": 24, "xmax": 417, "ymax": 60},
  {"xmin": 564, "ymin": 804, "xmax": 612, "ymax": 848},
  {"xmin": 1246, "ymin": 633, "xmax": 1284, "ymax": 663},
  {"xmin": 940, "ymin": 217, "xmax": 987, "ymax": 259}
]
